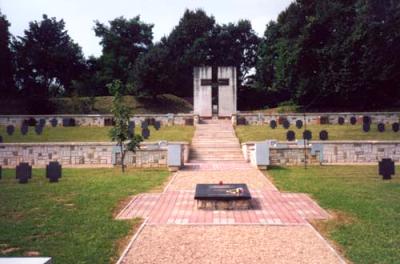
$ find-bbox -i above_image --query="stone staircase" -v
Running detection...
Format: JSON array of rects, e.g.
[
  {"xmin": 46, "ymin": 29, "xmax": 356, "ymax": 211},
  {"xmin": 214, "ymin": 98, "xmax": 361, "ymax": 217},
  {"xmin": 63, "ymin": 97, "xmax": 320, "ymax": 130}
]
[{"xmin": 189, "ymin": 119, "xmax": 244, "ymax": 161}]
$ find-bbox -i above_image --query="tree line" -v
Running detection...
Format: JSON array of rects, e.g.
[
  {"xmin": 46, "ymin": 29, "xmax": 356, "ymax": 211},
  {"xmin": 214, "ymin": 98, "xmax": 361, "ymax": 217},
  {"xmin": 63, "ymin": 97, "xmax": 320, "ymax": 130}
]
[{"xmin": 1, "ymin": 1, "xmax": 399, "ymax": 111}]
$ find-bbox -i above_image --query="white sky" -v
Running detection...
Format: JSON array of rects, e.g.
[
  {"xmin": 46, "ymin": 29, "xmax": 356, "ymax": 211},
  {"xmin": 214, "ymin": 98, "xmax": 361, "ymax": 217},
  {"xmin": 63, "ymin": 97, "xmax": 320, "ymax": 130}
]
[{"xmin": 0, "ymin": 0, "xmax": 293, "ymax": 57}]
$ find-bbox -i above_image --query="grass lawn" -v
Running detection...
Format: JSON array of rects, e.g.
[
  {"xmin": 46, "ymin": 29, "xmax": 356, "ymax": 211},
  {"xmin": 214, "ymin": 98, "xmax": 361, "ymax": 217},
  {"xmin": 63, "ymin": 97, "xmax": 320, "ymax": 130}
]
[
  {"xmin": 267, "ymin": 166, "xmax": 400, "ymax": 264},
  {"xmin": 0, "ymin": 125, "xmax": 194, "ymax": 143},
  {"xmin": 0, "ymin": 168, "xmax": 169, "ymax": 263},
  {"xmin": 235, "ymin": 124, "xmax": 400, "ymax": 142}
]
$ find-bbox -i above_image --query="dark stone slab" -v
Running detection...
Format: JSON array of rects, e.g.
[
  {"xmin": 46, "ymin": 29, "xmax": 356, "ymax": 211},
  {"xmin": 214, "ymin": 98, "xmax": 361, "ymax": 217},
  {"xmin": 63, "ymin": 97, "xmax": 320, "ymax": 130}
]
[
  {"xmin": 142, "ymin": 127, "xmax": 150, "ymax": 139},
  {"xmin": 269, "ymin": 120, "xmax": 277, "ymax": 129},
  {"xmin": 320, "ymin": 116, "xmax": 329, "ymax": 125},
  {"xmin": 350, "ymin": 116, "xmax": 357, "ymax": 125},
  {"xmin": 141, "ymin": 120, "xmax": 148, "ymax": 129},
  {"xmin": 185, "ymin": 118, "xmax": 194, "ymax": 126},
  {"xmin": 295, "ymin": 120, "xmax": 303, "ymax": 129},
  {"xmin": 0, "ymin": 135, "xmax": 3, "ymax": 143},
  {"xmin": 6, "ymin": 125, "xmax": 15, "ymax": 135},
  {"xmin": 0, "ymin": 166, "xmax": 2, "ymax": 180},
  {"xmin": 392, "ymin": 122, "xmax": 399, "ymax": 132},
  {"xmin": 338, "ymin": 117, "xmax": 345, "ymax": 125},
  {"xmin": 286, "ymin": 130, "xmax": 295, "ymax": 141},
  {"xmin": 319, "ymin": 130, "xmax": 329, "ymax": 140},
  {"xmin": 303, "ymin": 130, "xmax": 312, "ymax": 140},
  {"xmin": 62, "ymin": 118, "xmax": 75, "ymax": 127},
  {"xmin": 363, "ymin": 116, "xmax": 371, "ymax": 124},
  {"xmin": 46, "ymin": 161, "xmax": 62, "ymax": 183},
  {"xmin": 24, "ymin": 117, "xmax": 37, "ymax": 126},
  {"xmin": 154, "ymin": 120, "xmax": 161, "ymax": 130},
  {"xmin": 104, "ymin": 118, "xmax": 115, "ymax": 126},
  {"xmin": 377, "ymin": 123, "xmax": 385, "ymax": 132},
  {"xmin": 39, "ymin": 118, "xmax": 46, "ymax": 127},
  {"xmin": 195, "ymin": 184, "xmax": 251, "ymax": 201},
  {"xmin": 237, "ymin": 117, "xmax": 247, "ymax": 125},
  {"xmin": 282, "ymin": 119, "xmax": 290, "ymax": 129},
  {"xmin": 379, "ymin": 158, "xmax": 395, "ymax": 180},
  {"xmin": 363, "ymin": 123, "xmax": 370, "ymax": 132},
  {"xmin": 20, "ymin": 124, "xmax": 29, "ymax": 135},
  {"xmin": 50, "ymin": 118, "xmax": 58, "ymax": 127},
  {"xmin": 16, "ymin": 162, "xmax": 32, "ymax": 183},
  {"xmin": 35, "ymin": 124, "xmax": 43, "ymax": 135}
]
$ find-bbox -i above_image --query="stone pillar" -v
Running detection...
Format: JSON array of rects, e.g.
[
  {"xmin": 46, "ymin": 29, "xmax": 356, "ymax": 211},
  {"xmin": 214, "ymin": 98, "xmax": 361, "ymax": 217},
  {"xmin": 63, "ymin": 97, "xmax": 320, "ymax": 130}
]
[
  {"xmin": 193, "ymin": 67, "xmax": 212, "ymax": 117},
  {"xmin": 218, "ymin": 67, "xmax": 237, "ymax": 117}
]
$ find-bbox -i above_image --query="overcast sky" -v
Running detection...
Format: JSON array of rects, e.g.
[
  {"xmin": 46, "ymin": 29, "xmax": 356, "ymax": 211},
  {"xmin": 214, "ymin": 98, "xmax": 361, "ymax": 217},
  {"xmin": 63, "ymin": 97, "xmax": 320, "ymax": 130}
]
[{"xmin": 1, "ymin": 0, "xmax": 293, "ymax": 57}]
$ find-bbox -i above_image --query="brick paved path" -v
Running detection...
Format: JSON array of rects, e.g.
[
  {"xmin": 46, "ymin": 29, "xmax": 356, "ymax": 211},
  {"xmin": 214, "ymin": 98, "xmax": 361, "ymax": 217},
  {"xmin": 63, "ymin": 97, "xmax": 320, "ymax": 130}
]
[{"xmin": 117, "ymin": 119, "xmax": 345, "ymax": 264}]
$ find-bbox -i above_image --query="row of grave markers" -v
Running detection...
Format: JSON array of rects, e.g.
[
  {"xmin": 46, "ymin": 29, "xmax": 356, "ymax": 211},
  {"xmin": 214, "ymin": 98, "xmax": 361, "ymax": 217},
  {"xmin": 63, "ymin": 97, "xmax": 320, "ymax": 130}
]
[
  {"xmin": 285, "ymin": 130, "xmax": 329, "ymax": 141},
  {"xmin": 0, "ymin": 161, "xmax": 62, "ymax": 184},
  {"xmin": 0, "ymin": 119, "xmax": 162, "ymax": 142}
]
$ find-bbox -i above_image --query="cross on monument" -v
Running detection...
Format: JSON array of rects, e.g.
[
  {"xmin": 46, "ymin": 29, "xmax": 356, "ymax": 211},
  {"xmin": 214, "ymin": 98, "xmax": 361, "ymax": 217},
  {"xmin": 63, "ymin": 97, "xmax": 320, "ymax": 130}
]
[{"xmin": 200, "ymin": 66, "xmax": 230, "ymax": 114}]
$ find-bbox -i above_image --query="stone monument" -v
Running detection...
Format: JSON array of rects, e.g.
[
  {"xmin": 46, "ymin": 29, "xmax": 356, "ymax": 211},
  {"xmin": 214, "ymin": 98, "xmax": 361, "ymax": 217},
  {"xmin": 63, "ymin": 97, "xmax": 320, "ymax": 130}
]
[{"xmin": 193, "ymin": 66, "xmax": 237, "ymax": 117}]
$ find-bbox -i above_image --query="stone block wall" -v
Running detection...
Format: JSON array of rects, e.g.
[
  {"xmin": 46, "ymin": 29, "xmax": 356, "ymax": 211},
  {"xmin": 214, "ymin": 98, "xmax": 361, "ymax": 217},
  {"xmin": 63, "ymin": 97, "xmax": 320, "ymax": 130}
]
[
  {"xmin": 0, "ymin": 114, "xmax": 197, "ymax": 127},
  {"xmin": 234, "ymin": 112, "xmax": 400, "ymax": 126},
  {"xmin": 0, "ymin": 142, "xmax": 189, "ymax": 168},
  {"xmin": 242, "ymin": 140, "xmax": 400, "ymax": 166}
]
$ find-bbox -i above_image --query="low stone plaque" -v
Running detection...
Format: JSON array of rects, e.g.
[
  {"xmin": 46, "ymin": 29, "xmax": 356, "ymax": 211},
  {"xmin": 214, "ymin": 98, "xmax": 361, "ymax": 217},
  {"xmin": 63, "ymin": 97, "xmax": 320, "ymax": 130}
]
[
  {"xmin": 363, "ymin": 123, "xmax": 370, "ymax": 132},
  {"xmin": 338, "ymin": 117, "xmax": 345, "ymax": 125},
  {"xmin": 0, "ymin": 135, "xmax": 3, "ymax": 143},
  {"xmin": 35, "ymin": 125, "xmax": 44, "ymax": 135},
  {"xmin": 104, "ymin": 118, "xmax": 115, "ymax": 126},
  {"xmin": 350, "ymin": 116, "xmax": 357, "ymax": 125},
  {"xmin": 195, "ymin": 184, "xmax": 251, "ymax": 210},
  {"xmin": 154, "ymin": 120, "xmax": 161, "ymax": 130},
  {"xmin": 363, "ymin": 116, "xmax": 371, "ymax": 124},
  {"xmin": 141, "ymin": 120, "xmax": 148, "ymax": 129},
  {"xmin": 62, "ymin": 118, "xmax": 75, "ymax": 127},
  {"xmin": 39, "ymin": 118, "xmax": 46, "ymax": 127},
  {"xmin": 282, "ymin": 120, "xmax": 290, "ymax": 129}
]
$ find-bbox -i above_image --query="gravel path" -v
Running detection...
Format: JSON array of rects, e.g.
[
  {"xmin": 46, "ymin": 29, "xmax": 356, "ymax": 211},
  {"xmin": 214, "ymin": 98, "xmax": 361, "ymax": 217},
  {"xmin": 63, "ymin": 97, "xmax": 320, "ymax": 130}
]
[{"xmin": 122, "ymin": 225, "xmax": 343, "ymax": 264}]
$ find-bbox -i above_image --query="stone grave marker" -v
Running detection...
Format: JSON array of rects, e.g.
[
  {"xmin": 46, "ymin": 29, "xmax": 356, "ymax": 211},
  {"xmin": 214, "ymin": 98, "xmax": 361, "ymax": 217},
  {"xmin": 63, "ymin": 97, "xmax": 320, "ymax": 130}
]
[
  {"xmin": 282, "ymin": 120, "xmax": 290, "ymax": 129},
  {"xmin": 363, "ymin": 116, "xmax": 371, "ymax": 125},
  {"xmin": 141, "ymin": 120, "xmax": 148, "ymax": 129},
  {"xmin": 295, "ymin": 120, "xmax": 303, "ymax": 129},
  {"xmin": 6, "ymin": 125, "xmax": 15, "ymax": 135},
  {"xmin": 50, "ymin": 118, "xmax": 58, "ymax": 127},
  {"xmin": 237, "ymin": 117, "xmax": 246, "ymax": 125},
  {"xmin": 286, "ymin": 130, "xmax": 295, "ymax": 141},
  {"xmin": 63, "ymin": 118, "xmax": 76, "ymax": 127},
  {"xmin": 104, "ymin": 118, "xmax": 115, "ymax": 126},
  {"xmin": 379, "ymin": 158, "xmax": 395, "ymax": 180},
  {"xmin": 39, "ymin": 118, "xmax": 46, "ymax": 127},
  {"xmin": 319, "ymin": 130, "xmax": 328, "ymax": 140},
  {"xmin": 147, "ymin": 118, "xmax": 156, "ymax": 126},
  {"xmin": 320, "ymin": 116, "xmax": 329, "ymax": 124},
  {"xmin": 377, "ymin": 123, "xmax": 385, "ymax": 132},
  {"xmin": 350, "ymin": 116, "xmax": 357, "ymax": 125},
  {"xmin": 303, "ymin": 130, "xmax": 312, "ymax": 140},
  {"xmin": 154, "ymin": 120, "xmax": 161, "ymax": 130},
  {"xmin": 142, "ymin": 127, "xmax": 150, "ymax": 139},
  {"xmin": 128, "ymin": 121, "xmax": 135, "ymax": 137},
  {"xmin": 46, "ymin": 161, "xmax": 62, "ymax": 182},
  {"xmin": 338, "ymin": 117, "xmax": 345, "ymax": 125},
  {"xmin": 0, "ymin": 166, "xmax": 2, "ymax": 180},
  {"xmin": 392, "ymin": 122, "xmax": 399, "ymax": 132},
  {"xmin": 0, "ymin": 135, "xmax": 3, "ymax": 143},
  {"xmin": 16, "ymin": 162, "xmax": 32, "ymax": 183},
  {"xmin": 363, "ymin": 123, "xmax": 370, "ymax": 132},
  {"xmin": 20, "ymin": 124, "xmax": 29, "ymax": 135},
  {"xmin": 35, "ymin": 124, "xmax": 44, "ymax": 135},
  {"xmin": 269, "ymin": 120, "xmax": 277, "ymax": 129}
]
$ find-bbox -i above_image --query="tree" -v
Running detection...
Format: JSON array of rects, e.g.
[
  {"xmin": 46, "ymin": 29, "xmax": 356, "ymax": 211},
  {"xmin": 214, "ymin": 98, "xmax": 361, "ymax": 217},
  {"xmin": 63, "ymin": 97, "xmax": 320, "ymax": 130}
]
[
  {"xmin": 108, "ymin": 80, "xmax": 143, "ymax": 172},
  {"xmin": 12, "ymin": 14, "xmax": 86, "ymax": 97},
  {"xmin": 94, "ymin": 16, "xmax": 153, "ymax": 89},
  {"xmin": 0, "ymin": 11, "xmax": 16, "ymax": 97}
]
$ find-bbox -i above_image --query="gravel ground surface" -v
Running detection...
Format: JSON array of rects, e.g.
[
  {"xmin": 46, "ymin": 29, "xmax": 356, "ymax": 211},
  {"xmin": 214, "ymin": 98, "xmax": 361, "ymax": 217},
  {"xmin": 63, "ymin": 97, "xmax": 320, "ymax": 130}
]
[
  {"xmin": 167, "ymin": 169, "xmax": 276, "ymax": 191},
  {"xmin": 122, "ymin": 225, "xmax": 343, "ymax": 264}
]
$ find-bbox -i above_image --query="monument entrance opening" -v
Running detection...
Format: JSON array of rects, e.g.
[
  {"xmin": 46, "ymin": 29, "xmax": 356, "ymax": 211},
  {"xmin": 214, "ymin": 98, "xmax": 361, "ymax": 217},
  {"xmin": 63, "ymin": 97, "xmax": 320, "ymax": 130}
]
[{"xmin": 193, "ymin": 66, "xmax": 237, "ymax": 118}]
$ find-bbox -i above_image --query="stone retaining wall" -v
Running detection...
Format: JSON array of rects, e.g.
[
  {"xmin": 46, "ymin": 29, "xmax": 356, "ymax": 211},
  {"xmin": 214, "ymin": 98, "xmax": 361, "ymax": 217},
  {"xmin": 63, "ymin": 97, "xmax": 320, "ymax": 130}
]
[
  {"xmin": 234, "ymin": 112, "xmax": 400, "ymax": 126},
  {"xmin": 0, "ymin": 142, "xmax": 189, "ymax": 168},
  {"xmin": 242, "ymin": 140, "xmax": 400, "ymax": 166},
  {"xmin": 0, "ymin": 114, "xmax": 197, "ymax": 127}
]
